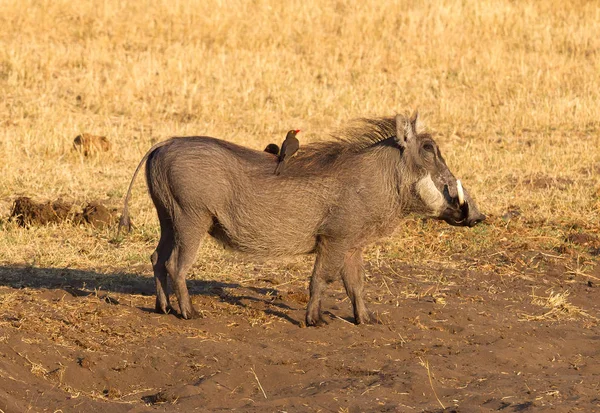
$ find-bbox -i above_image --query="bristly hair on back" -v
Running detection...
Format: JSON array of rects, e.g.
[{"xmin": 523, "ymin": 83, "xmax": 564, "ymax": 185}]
[
  {"xmin": 285, "ymin": 116, "xmax": 400, "ymax": 173},
  {"xmin": 337, "ymin": 116, "xmax": 399, "ymax": 150}
]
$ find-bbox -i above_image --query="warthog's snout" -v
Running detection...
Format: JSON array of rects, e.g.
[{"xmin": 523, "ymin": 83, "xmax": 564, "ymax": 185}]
[
  {"xmin": 465, "ymin": 213, "xmax": 486, "ymax": 227},
  {"xmin": 461, "ymin": 190, "xmax": 486, "ymax": 227},
  {"xmin": 440, "ymin": 204, "xmax": 486, "ymax": 227},
  {"xmin": 459, "ymin": 196, "xmax": 486, "ymax": 227},
  {"xmin": 438, "ymin": 181, "xmax": 485, "ymax": 227},
  {"xmin": 466, "ymin": 210, "xmax": 486, "ymax": 227}
]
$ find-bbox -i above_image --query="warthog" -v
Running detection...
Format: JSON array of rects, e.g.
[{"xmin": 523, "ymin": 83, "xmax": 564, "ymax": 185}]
[{"xmin": 120, "ymin": 113, "xmax": 485, "ymax": 326}]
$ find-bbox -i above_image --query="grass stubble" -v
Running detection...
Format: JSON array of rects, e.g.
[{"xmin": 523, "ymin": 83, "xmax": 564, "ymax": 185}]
[{"xmin": 0, "ymin": 0, "xmax": 599, "ymax": 409}]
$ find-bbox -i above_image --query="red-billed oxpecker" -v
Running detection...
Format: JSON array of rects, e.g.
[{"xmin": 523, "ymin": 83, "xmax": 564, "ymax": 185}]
[{"xmin": 275, "ymin": 129, "xmax": 300, "ymax": 175}]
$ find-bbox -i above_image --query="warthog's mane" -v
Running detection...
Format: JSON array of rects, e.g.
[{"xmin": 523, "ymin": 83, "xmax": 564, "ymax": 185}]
[
  {"xmin": 312, "ymin": 116, "xmax": 398, "ymax": 153},
  {"xmin": 285, "ymin": 116, "xmax": 400, "ymax": 173}
]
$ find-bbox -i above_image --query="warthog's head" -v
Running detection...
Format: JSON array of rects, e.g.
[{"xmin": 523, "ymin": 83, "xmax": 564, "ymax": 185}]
[{"xmin": 396, "ymin": 113, "xmax": 485, "ymax": 227}]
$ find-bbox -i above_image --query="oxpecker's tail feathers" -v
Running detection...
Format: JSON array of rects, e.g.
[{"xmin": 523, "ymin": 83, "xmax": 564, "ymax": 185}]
[{"xmin": 274, "ymin": 161, "xmax": 283, "ymax": 175}]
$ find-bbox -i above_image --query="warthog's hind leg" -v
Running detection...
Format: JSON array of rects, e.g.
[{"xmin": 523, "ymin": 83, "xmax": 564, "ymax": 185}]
[
  {"xmin": 152, "ymin": 219, "xmax": 174, "ymax": 314},
  {"xmin": 341, "ymin": 249, "xmax": 374, "ymax": 324},
  {"xmin": 151, "ymin": 251, "xmax": 171, "ymax": 314},
  {"xmin": 165, "ymin": 213, "xmax": 211, "ymax": 320}
]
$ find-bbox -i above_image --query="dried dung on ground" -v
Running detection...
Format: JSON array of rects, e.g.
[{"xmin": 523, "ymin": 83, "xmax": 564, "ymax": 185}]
[
  {"xmin": 73, "ymin": 202, "xmax": 117, "ymax": 229},
  {"xmin": 72, "ymin": 133, "xmax": 111, "ymax": 156},
  {"xmin": 10, "ymin": 197, "xmax": 117, "ymax": 228},
  {"xmin": 10, "ymin": 197, "xmax": 73, "ymax": 227}
]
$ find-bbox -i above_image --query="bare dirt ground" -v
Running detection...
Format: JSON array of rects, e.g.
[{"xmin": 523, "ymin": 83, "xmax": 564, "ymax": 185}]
[{"xmin": 1, "ymin": 247, "xmax": 598, "ymax": 412}]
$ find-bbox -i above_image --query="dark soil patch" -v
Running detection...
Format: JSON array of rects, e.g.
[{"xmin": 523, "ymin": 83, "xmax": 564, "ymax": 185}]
[
  {"xmin": 565, "ymin": 232, "xmax": 600, "ymax": 256},
  {"xmin": 579, "ymin": 162, "xmax": 600, "ymax": 176},
  {"xmin": 522, "ymin": 173, "xmax": 574, "ymax": 190},
  {"xmin": 566, "ymin": 232, "xmax": 599, "ymax": 247}
]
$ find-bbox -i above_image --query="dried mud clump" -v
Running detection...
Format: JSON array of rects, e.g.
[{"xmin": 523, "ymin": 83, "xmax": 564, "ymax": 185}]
[
  {"xmin": 10, "ymin": 197, "xmax": 117, "ymax": 228},
  {"xmin": 10, "ymin": 197, "xmax": 72, "ymax": 227},
  {"xmin": 74, "ymin": 202, "xmax": 116, "ymax": 229},
  {"xmin": 73, "ymin": 133, "xmax": 111, "ymax": 156}
]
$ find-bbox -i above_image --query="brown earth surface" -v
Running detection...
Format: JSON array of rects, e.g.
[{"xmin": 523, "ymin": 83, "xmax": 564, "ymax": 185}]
[{"xmin": 0, "ymin": 257, "xmax": 598, "ymax": 412}]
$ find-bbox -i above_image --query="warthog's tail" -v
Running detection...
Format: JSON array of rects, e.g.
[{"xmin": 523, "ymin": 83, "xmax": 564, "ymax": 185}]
[{"xmin": 117, "ymin": 139, "xmax": 172, "ymax": 236}]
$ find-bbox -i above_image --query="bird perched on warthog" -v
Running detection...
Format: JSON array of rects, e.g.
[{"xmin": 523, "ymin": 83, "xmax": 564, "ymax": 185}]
[
  {"xmin": 274, "ymin": 129, "xmax": 300, "ymax": 175},
  {"xmin": 119, "ymin": 112, "xmax": 485, "ymax": 326}
]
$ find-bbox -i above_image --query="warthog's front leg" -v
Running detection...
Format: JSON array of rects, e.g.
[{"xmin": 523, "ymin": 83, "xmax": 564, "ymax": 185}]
[
  {"xmin": 341, "ymin": 249, "xmax": 375, "ymax": 324},
  {"xmin": 306, "ymin": 242, "xmax": 345, "ymax": 326}
]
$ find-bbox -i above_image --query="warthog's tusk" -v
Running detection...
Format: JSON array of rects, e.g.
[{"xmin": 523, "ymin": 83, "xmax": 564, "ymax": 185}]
[{"xmin": 456, "ymin": 180, "xmax": 465, "ymax": 206}]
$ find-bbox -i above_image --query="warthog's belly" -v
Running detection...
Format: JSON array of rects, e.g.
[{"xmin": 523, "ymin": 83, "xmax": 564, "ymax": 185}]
[{"xmin": 208, "ymin": 215, "xmax": 318, "ymax": 257}]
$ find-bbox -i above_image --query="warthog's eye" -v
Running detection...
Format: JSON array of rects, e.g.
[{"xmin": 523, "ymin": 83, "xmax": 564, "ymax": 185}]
[{"xmin": 422, "ymin": 142, "xmax": 435, "ymax": 153}]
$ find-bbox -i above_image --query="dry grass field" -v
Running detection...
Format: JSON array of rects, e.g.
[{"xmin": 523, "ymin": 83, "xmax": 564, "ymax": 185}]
[{"xmin": 0, "ymin": 0, "xmax": 599, "ymax": 411}]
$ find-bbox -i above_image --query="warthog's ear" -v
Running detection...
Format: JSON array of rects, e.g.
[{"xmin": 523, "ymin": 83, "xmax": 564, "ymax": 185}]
[
  {"xmin": 394, "ymin": 111, "xmax": 420, "ymax": 149},
  {"xmin": 410, "ymin": 110, "xmax": 423, "ymax": 134}
]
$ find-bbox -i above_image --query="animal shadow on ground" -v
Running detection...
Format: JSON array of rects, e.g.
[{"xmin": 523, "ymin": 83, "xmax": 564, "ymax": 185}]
[{"xmin": 0, "ymin": 266, "xmax": 299, "ymax": 325}]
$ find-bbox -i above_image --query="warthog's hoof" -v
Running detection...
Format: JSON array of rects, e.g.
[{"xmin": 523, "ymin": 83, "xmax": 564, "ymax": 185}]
[
  {"xmin": 155, "ymin": 302, "xmax": 172, "ymax": 315},
  {"xmin": 355, "ymin": 311, "xmax": 381, "ymax": 325},
  {"xmin": 305, "ymin": 314, "xmax": 327, "ymax": 327},
  {"xmin": 180, "ymin": 307, "xmax": 200, "ymax": 320}
]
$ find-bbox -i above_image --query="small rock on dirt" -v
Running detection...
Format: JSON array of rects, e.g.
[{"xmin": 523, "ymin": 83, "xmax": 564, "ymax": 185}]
[
  {"xmin": 144, "ymin": 385, "xmax": 205, "ymax": 405},
  {"xmin": 78, "ymin": 357, "xmax": 94, "ymax": 370},
  {"xmin": 103, "ymin": 387, "xmax": 121, "ymax": 399},
  {"xmin": 502, "ymin": 205, "xmax": 522, "ymax": 220}
]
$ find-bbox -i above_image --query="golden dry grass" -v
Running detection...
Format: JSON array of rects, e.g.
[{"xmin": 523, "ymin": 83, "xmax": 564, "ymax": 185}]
[{"xmin": 0, "ymin": 0, "xmax": 599, "ymax": 284}]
